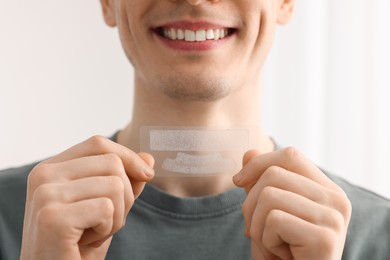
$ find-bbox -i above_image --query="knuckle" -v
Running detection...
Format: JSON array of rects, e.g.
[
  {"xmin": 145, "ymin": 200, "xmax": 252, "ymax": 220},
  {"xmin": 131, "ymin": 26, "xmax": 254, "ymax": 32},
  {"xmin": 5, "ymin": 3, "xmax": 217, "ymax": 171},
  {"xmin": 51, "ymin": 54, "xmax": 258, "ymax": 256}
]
[
  {"xmin": 99, "ymin": 198, "xmax": 115, "ymax": 219},
  {"xmin": 265, "ymin": 209, "xmax": 283, "ymax": 228},
  {"xmin": 32, "ymin": 184, "xmax": 59, "ymax": 206},
  {"xmin": 259, "ymin": 186, "xmax": 278, "ymax": 202},
  {"xmin": 262, "ymin": 166, "xmax": 284, "ymax": 182},
  {"xmin": 282, "ymin": 146, "xmax": 302, "ymax": 162},
  {"xmin": 87, "ymin": 135, "xmax": 109, "ymax": 153},
  {"xmin": 327, "ymin": 189, "xmax": 352, "ymax": 224},
  {"xmin": 261, "ymin": 211, "xmax": 278, "ymax": 245},
  {"xmin": 338, "ymin": 193, "xmax": 352, "ymax": 221},
  {"xmin": 108, "ymin": 175, "xmax": 125, "ymax": 194},
  {"xmin": 28, "ymin": 163, "xmax": 52, "ymax": 187},
  {"xmin": 103, "ymin": 153, "xmax": 124, "ymax": 174},
  {"xmin": 260, "ymin": 210, "xmax": 284, "ymax": 245},
  {"xmin": 326, "ymin": 208, "xmax": 345, "ymax": 231}
]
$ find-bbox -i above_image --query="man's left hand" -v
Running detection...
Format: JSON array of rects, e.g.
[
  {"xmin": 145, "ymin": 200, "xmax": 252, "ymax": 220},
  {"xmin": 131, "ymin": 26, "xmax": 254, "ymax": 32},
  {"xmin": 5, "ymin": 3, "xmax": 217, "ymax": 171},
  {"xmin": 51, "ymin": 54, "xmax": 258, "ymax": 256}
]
[{"xmin": 233, "ymin": 147, "xmax": 352, "ymax": 260}]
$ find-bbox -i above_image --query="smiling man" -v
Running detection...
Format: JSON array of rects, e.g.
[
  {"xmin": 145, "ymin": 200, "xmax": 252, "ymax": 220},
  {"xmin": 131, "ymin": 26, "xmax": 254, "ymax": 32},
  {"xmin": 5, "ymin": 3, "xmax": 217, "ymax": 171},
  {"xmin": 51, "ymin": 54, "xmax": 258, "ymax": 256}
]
[{"xmin": 0, "ymin": 0, "xmax": 389, "ymax": 259}]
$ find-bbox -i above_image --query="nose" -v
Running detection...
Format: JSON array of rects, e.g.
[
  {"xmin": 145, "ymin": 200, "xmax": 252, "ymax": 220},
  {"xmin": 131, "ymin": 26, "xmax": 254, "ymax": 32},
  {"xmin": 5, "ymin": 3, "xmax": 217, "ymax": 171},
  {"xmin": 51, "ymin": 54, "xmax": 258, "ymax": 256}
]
[{"xmin": 170, "ymin": 0, "xmax": 220, "ymax": 6}]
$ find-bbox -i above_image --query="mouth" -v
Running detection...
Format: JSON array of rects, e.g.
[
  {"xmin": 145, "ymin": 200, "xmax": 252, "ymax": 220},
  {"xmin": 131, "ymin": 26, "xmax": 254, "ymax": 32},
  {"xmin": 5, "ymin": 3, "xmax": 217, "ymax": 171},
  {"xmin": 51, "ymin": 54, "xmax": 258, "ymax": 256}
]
[
  {"xmin": 155, "ymin": 27, "xmax": 236, "ymax": 42},
  {"xmin": 152, "ymin": 21, "xmax": 237, "ymax": 51}
]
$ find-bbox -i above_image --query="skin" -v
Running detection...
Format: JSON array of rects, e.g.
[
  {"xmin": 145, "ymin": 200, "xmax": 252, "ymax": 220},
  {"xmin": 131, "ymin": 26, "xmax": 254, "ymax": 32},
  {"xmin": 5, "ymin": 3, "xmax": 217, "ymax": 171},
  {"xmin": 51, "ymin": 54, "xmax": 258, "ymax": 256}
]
[
  {"xmin": 234, "ymin": 149, "xmax": 351, "ymax": 259},
  {"xmin": 20, "ymin": 0, "xmax": 352, "ymax": 259},
  {"xmin": 21, "ymin": 137, "xmax": 155, "ymax": 259}
]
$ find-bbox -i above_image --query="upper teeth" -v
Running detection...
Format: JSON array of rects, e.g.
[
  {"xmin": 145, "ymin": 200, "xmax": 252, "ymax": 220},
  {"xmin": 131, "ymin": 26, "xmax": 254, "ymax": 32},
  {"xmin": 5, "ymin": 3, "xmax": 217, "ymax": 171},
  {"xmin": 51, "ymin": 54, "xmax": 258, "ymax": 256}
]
[{"xmin": 163, "ymin": 28, "xmax": 228, "ymax": 41}]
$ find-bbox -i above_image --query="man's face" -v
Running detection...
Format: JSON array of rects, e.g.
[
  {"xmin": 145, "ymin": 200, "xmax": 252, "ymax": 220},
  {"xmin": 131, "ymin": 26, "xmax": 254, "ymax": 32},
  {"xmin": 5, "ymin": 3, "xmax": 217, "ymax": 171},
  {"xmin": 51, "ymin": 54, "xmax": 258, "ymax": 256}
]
[{"xmin": 102, "ymin": 0, "xmax": 293, "ymax": 102}]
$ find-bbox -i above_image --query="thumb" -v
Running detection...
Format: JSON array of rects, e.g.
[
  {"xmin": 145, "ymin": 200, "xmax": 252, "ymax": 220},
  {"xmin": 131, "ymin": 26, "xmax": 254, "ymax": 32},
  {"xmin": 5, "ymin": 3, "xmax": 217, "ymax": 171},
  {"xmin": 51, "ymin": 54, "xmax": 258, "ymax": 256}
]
[
  {"xmin": 233, "ymin": 149, "xmax": 263, "ymax": 187},
  {"xmin": 130, "ymin": 153, "xmax": 155, "ymax": 199},
  {"xmin": 138, "ymin": 152, "xmax": 155, "ymax": 168}
]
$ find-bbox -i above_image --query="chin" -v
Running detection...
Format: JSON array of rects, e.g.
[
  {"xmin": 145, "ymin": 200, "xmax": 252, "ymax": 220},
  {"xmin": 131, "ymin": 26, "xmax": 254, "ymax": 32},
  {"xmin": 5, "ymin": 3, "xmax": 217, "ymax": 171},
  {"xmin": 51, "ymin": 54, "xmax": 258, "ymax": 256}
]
[{"xmin": 156, "ymin": 74, "xmax": 232, "ymax": 102}]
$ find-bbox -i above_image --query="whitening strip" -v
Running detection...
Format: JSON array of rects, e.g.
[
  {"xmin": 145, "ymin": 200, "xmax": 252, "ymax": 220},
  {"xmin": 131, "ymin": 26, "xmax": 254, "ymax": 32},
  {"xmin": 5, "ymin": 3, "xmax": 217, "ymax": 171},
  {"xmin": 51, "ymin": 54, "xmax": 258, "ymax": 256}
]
[
  {"xmin": 140, "ymin": 126, "xmax": 249, "ymax": 177},
  {"xmin": 148, "ymin": 128, "xmax": 249, "ymax": 152}
]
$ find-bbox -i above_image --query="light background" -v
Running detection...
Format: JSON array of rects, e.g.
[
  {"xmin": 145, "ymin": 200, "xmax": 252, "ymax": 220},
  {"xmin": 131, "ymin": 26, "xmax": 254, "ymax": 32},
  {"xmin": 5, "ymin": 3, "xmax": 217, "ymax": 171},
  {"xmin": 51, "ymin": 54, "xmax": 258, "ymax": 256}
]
[{"xmin": 1, "ymin": 1, "xmax": 389, "ymax": 197}]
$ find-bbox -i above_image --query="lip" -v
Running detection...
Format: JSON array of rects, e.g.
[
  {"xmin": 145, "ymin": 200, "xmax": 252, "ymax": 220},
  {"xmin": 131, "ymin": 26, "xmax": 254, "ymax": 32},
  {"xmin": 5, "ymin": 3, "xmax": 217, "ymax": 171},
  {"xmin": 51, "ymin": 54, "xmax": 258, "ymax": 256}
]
[
  {"xmin": 151, "ymin": 20, "xmax": 236, "ymax": 52},
  {"xmin": 155, "ymin": 20, "xmax": 232, "ymax": 30}
]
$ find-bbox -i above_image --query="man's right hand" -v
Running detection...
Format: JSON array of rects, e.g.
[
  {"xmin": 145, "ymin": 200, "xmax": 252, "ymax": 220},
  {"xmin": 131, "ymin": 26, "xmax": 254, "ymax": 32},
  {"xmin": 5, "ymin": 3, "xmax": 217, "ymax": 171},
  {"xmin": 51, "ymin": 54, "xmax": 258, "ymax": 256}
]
[{"xmin": 20, "ymin": 136, "xmax": 155, "ymax": 260}]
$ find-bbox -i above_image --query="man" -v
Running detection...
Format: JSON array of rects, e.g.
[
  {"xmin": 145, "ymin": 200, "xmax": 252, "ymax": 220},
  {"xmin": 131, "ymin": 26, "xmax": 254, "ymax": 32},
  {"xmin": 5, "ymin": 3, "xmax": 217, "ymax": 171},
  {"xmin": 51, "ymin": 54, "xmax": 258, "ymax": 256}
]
[{"xmin": 0, "ymin": 0, "xmax": 389, "ymax": 259}]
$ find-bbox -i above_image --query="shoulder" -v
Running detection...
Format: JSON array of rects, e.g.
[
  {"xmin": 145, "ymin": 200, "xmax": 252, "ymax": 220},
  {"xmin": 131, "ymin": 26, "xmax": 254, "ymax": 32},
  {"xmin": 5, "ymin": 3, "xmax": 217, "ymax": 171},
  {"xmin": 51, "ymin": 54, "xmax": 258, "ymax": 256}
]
[
  {"xmin": 0, "ymin": 162, "xmax": 40, "ymax": 259},
  {"xmin": 0, "ymin": 161, "xmax": 41, "ymax": 216},
  {"xmin": 0, "ymin": 161, "xmax": 41, "ymax": 212},
  {"xmin": 0, "ymin": 162, "xmax": 39, "ymax": 189},
  {"xmin": 326, "ymin": 171, "xmax": 390, "ymax": 212},
  {"xmin": 326, "ymin": 170, "xmax": 390, "ymax": 207},
  {"xmin": 0, "ymin": 161, "xmax": 40, "ymax": 213},
  {"xmin": 325, "ymin": 171, "xmax": 390, "ymax": 259}
]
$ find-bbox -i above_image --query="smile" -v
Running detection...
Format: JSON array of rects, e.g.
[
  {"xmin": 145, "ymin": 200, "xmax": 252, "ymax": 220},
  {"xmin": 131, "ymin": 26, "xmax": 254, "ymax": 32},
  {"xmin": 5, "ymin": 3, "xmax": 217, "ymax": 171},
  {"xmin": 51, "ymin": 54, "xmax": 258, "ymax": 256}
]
[
  {"xmin": 152, "ymin": 21, "xmax": 237, "ymax": 51},
  {"xmin": 159, "ymin": 28, "xmax": 233, "ymax": 42}
]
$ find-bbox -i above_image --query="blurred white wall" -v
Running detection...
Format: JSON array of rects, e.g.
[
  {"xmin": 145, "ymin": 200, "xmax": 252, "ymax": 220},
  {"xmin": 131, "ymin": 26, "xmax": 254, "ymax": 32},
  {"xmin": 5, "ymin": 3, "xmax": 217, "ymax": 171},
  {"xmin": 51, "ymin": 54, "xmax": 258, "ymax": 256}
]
[
  {"xmin": 262, "ymin": 0, "xmax": 390, "ymax": 198},
  {"xmin": 1, "ymin": 1, "xmax": 389, "ymax": 197},
  {"xmin": 0, "ymin": 0, "xmax": 134, "ymax": 167}
]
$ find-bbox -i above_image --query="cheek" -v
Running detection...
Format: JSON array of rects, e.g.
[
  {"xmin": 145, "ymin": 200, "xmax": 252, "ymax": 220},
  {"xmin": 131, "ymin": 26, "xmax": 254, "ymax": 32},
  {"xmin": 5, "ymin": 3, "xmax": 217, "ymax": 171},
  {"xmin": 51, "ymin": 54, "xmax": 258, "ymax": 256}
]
[
  {"xmin": 116, "ymin": 2, "xmax": 150, "ymax": 69},
  {"xmin": 247, "ymin": 9, "xmax": 276, "ymax": 72}
]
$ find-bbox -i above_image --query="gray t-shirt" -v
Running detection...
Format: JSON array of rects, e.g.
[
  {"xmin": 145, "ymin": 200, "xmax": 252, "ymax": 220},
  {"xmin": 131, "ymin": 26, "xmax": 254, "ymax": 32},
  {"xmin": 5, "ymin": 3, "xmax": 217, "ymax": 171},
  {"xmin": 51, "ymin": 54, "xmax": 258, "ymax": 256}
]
[{"xmin": 0, "ymin": 157, "xmax": 389, "ymax": 259}]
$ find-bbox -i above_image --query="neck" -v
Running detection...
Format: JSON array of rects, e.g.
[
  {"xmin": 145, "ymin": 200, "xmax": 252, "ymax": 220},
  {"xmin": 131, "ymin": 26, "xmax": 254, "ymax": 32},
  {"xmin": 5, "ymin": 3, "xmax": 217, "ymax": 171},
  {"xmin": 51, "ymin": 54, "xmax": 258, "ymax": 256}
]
[{"xmin": 117, "ymin": 76, "xmax": 274, "ymax": 197}]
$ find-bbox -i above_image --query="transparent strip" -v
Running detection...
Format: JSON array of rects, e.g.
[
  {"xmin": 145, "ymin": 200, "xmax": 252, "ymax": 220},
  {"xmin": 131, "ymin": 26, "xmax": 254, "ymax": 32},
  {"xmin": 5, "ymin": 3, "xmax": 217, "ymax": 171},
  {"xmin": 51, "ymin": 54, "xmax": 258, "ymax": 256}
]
[{"xmin": 140, "ymin": 126, "xmax": 249, "ymax": 177}]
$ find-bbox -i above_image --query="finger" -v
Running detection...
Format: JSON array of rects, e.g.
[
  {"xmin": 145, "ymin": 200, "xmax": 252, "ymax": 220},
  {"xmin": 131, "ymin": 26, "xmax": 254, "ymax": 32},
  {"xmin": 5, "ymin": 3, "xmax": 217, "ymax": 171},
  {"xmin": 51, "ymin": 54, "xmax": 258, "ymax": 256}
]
[
  {"xmin": 245, "ymin": 166, "xmax": 335, "ymax": 208},
  {"xmin": 234, "ymin": 147, "xmax": 337, "ymax": 190},
  {"xmin": 242, "ymin": 167, "xmax": 344, "ymax": 236},
  {"xmin": 31, "ymin": 154, "xmax": 135, "ymax": 205},
  {"xmin": 242, "ymin": 149, "xmax": 262, "ymax": 167},
  {"xmin": 42, "ymin": 176, "xmax": 133, "ymax": 232},
  {"xmin": 138, "ymin": 152, "xmax": 155, "ymax": 168},
  {"xmin": 247, "ymin": 187, "xmax": 343, "ymax": 243},
  {"xmin": 44, "ymin": 135, "xmax": 154, "ymax": 181},
  {"xmin": 37, "ymin": 198, "xmax": 115, "ymax": 247},
  {"xmin": 237, "ymin": 150, "xmax": 264, "ymax": 194},
  {"xmin": 262, "ymin": 210, "xmax": 295, "ymax": 260},
  {"xmin": 129, "ymin": 181, "xmax": 147, "ymax": 201},
  {"xmin": 261, "ymin": 210, "xmax": 336, "ymax": 260},
  {"xmin": 130, "ymin": 152, "xmax": 155, "ymax": 198},
  {"xmin": 241, "ymin": 150, "xmax": 263, "ymax": 193},
  {"xmin": 72, "ymin": 198, "xmax": 115, "ymax": 246}
]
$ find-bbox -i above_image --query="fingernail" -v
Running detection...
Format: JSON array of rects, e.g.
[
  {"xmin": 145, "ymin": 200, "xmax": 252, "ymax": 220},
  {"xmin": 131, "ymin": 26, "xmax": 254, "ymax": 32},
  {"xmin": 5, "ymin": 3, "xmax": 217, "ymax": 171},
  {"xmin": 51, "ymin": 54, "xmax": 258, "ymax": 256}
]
[{"xmin": 143, "ymin": 166, "xmax": 155, "ymax": 178}]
